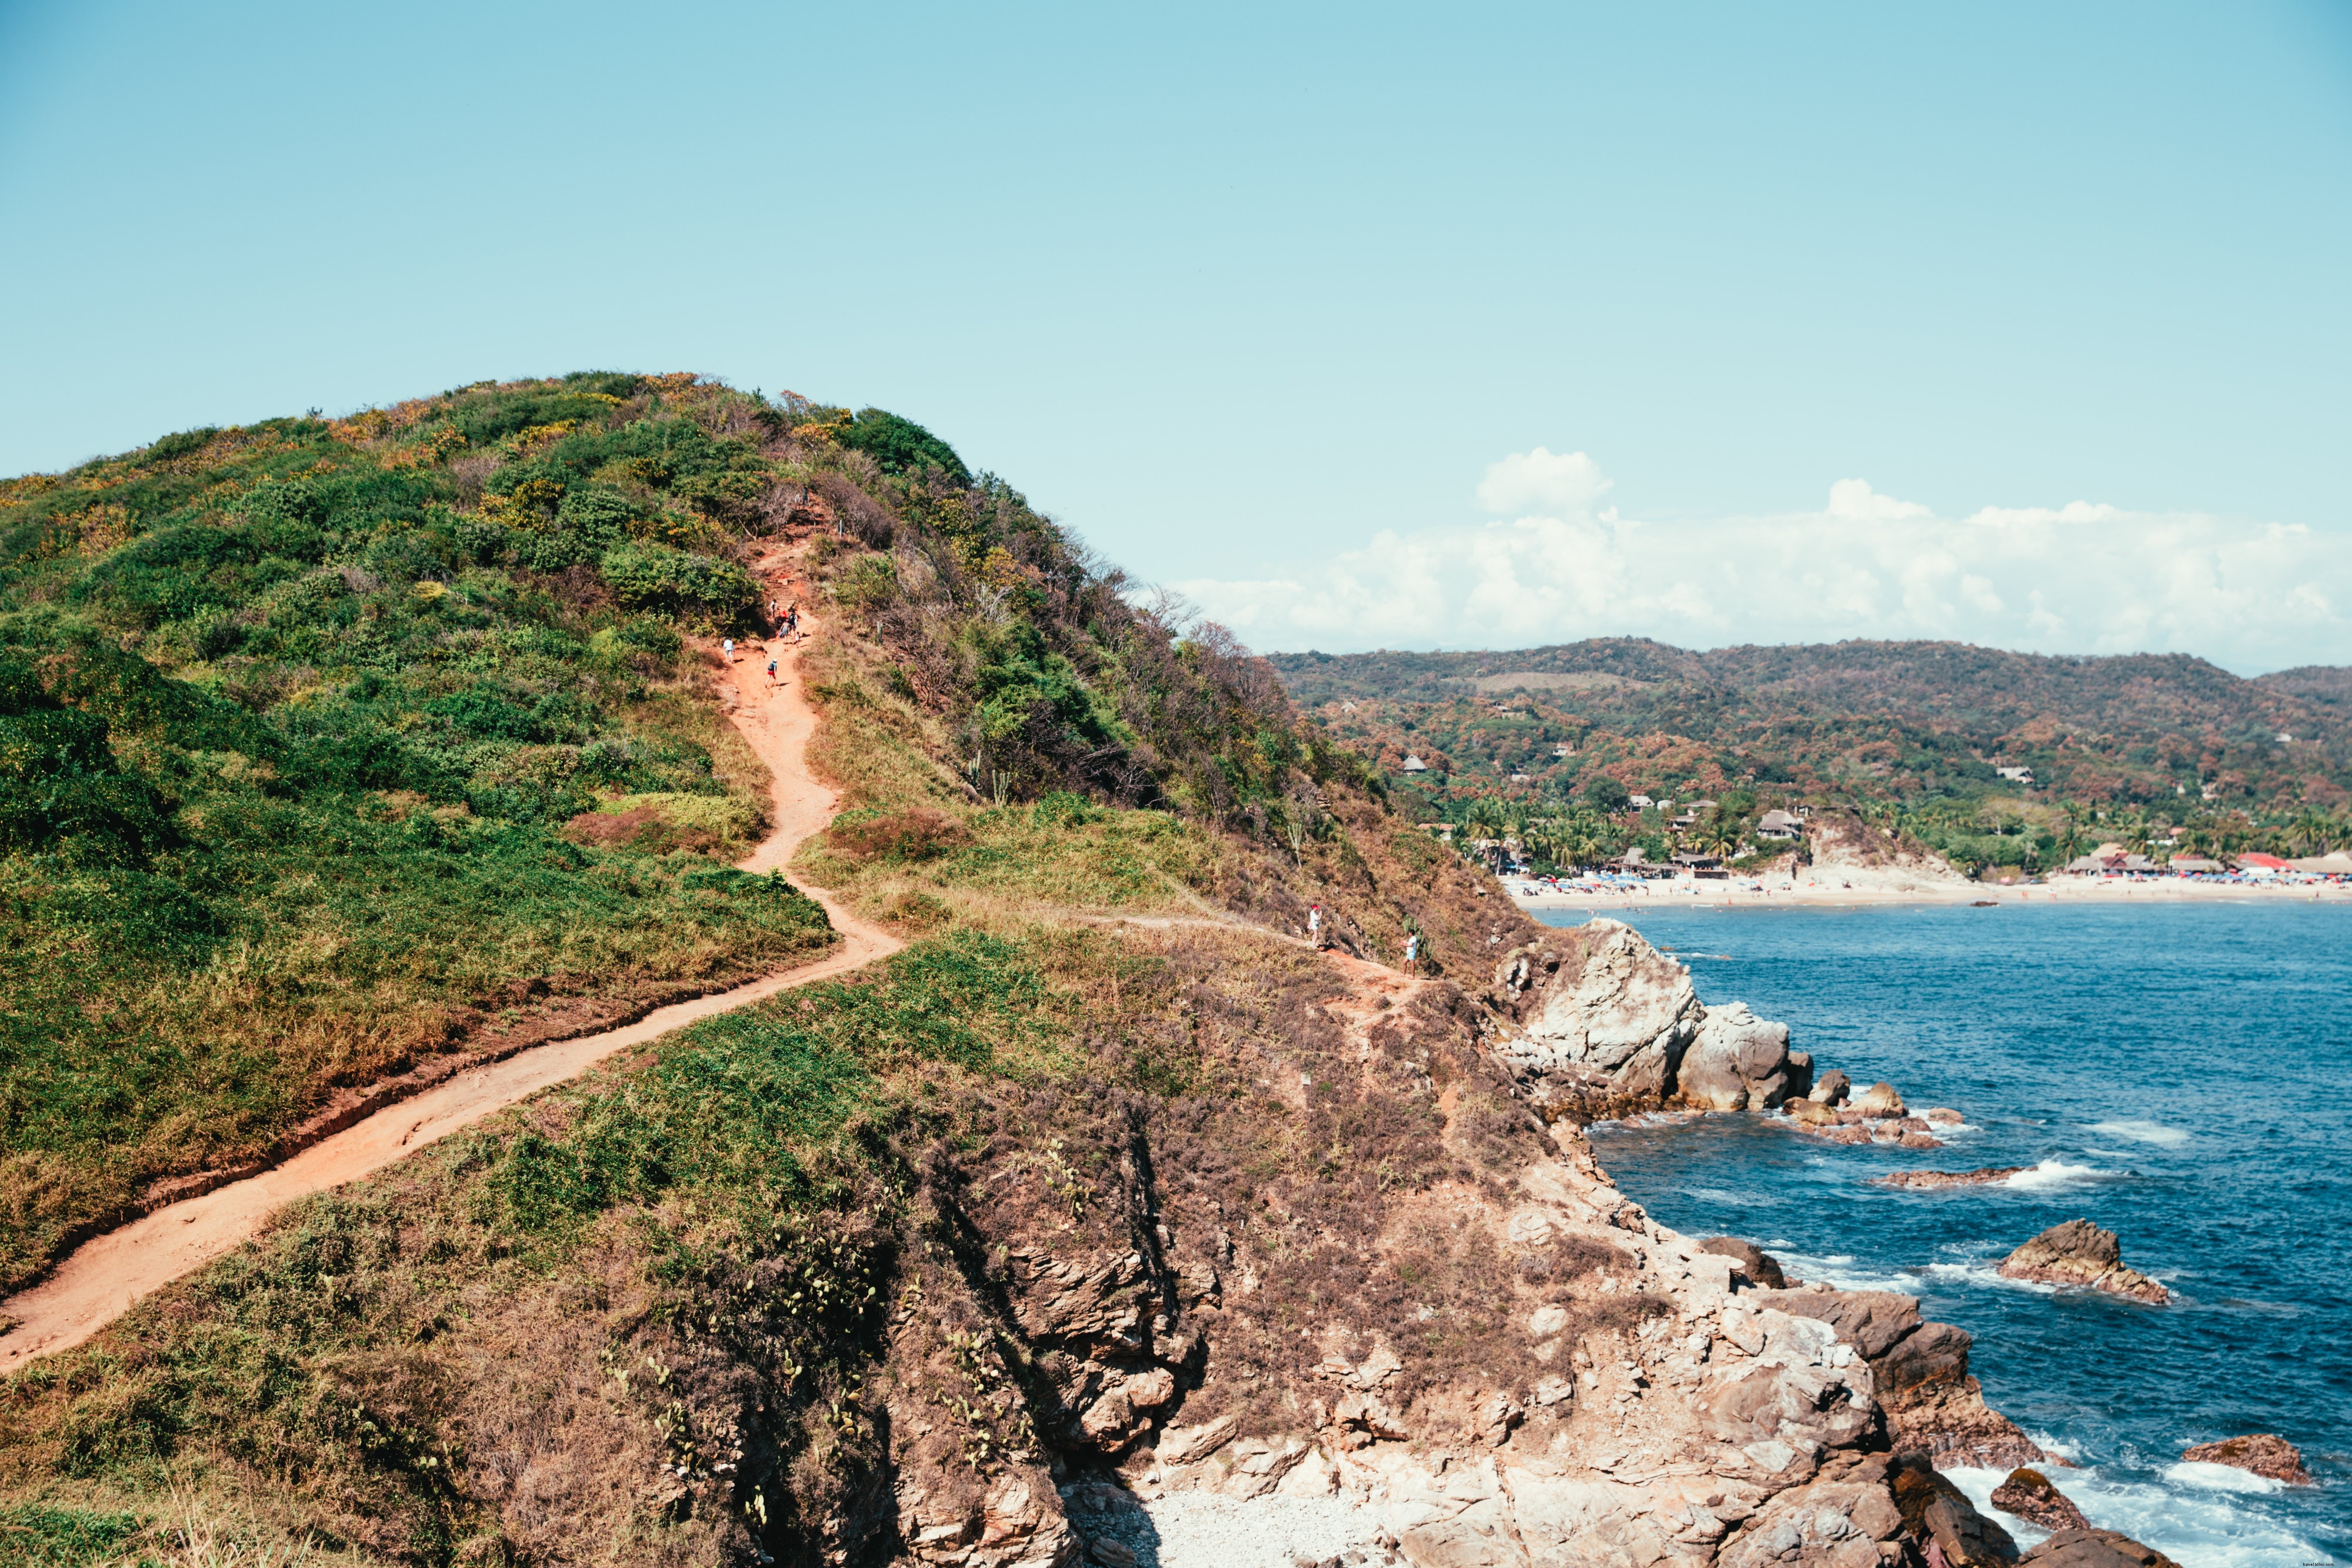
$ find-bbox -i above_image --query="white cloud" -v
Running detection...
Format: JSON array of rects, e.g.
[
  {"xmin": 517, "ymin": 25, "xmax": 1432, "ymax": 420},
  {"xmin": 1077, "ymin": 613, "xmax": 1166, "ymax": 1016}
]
[
  {"xmin": 1173, "ymin": 450, "xmax": 2352, "ymax": 673},
  {"xmin": 1474, "ymin": 447, "xmax": 1613, "ymax": 516}
]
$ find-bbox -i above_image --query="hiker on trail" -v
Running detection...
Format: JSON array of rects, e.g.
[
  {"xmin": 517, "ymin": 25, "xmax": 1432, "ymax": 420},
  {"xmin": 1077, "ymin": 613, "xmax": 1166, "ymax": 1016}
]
[
  {"xmin": 1403, "ymin": 931, "xmax": 1420, "ymax": 975},
  {"xmin": 722, "ymin": 637, "xmax": 735, "ymax": 664},
  {"xmin": 768, "ymin": 597, "xmax": 780, "ymax": 621},
  {"xmin": 767, "ymin": 653, "xmax": 779, "ymax": 687},
  {"xmin": 786, "ymin": 603, "xmax": 801, "ymax": 643},
  {"xmin": 1307, "ymin": 903, "xmax": 1324, "ymax": 949}
]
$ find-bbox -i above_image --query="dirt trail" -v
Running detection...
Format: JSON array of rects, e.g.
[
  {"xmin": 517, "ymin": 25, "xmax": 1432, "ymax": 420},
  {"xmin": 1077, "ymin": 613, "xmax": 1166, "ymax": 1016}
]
[{"xmin": 0, "ymin": 547, "xmax": 899, "ymax": 1374}]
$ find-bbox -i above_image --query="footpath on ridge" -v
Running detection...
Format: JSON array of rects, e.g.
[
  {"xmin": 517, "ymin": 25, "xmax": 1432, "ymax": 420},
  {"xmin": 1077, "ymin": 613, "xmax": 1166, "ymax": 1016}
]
[{"xmin": 0, "ymin": 543, "xmax": 902, "ymax": 1374}]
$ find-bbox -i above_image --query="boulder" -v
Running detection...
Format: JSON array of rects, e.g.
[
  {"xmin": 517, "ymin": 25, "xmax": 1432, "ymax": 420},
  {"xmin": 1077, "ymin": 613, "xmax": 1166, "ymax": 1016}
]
[
  {"xmin": 2178, "ymin": 1433, "xmax": 2312, "ymax": 1484},
  {"xmin": 1852, "ymin": 1082, "xmax": 1905, "ymax": 1118},
  {"xmin": 1700, "ymin": 1235, "xmax": 1787, "ymax": 1290},
  {"xmin": 1998, "ymin": 1220, "xmax": 2169, "ymax": 1304},
  {"xmin": 1990, "ymin": 1467, "xmax": 2090, "ymax": 1531},
  {"xmin": 1786, "ymin": 1097, "xmax": 1839, "ymax": 1127},
  {"xmin": 1492, "ymin": 921, "xmax": 1702, "ymax": 1074},
  {"xmin": 1771, "ymin": 1289, "xmax": 2045, "ymax": 1469},
  {"xmin": 1783, "ymin": 1049, "xmax": 1816, "ymax": 1102},
  {"xmin": 1809, "ymin": 1069, "xmax": 1851, "ymax": 1105},
  {"xmin": 1716, "ymin": 1472, "xmax": 1904, "ymax": 1568},
  {"xmin": 2018, "ymin": 1529, "xmax": 2184, "ymax": 1568},
  {"xmin": 1890, "ymin": 1454, "xmax": 2019, "ymax": 1568},
  {"xmin": 1680, "ymin": 1001, "xmax": 1796, "ymax": 1110}
]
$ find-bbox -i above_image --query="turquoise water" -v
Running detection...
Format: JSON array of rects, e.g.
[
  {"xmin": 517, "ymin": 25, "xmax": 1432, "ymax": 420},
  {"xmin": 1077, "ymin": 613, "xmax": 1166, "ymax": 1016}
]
[{"xmin": 1533, "ymin": 903, "xmax": 2351, "ymax": 1568}]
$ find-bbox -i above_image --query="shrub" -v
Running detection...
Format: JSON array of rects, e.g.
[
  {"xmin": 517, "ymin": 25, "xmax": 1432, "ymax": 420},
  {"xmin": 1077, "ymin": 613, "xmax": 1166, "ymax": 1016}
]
[
  {"xmin": 836, "ymin": 408, "xmax": 970, "ymax": 484},
  {"xmin": 826, "ymin": 807, "xmax": 971, "ymax": 862},
  {"xmin": 599, "ymin": 540, "xmax": 757, "ymax": 621}
]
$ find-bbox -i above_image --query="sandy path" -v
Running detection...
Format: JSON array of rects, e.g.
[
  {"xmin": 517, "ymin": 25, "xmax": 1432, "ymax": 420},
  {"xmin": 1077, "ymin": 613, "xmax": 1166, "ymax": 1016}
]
[{"xmin": 0, "ymin": 552, "xmax": 899, "ymax": 1374}]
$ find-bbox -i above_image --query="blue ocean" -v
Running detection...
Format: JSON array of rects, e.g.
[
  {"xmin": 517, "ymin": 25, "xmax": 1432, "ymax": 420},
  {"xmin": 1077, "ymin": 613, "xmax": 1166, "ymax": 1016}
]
[{"xmin": 1533, "ymin": 903, "xmax": 2351, "ymax": 1568}]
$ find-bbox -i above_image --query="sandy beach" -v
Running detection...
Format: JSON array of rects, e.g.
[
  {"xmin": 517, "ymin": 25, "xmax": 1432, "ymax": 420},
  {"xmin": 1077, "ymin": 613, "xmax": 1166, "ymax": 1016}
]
[{"xmin": 1511, "ymin": 867, "xmax": 2352, "ymax": 911}]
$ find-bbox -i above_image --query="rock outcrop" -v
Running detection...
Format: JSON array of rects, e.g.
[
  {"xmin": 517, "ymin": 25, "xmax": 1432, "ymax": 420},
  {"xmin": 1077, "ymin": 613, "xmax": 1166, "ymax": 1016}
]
[
  {"xmin": 1488, "ymin": 922, "xmax": 1809, "ymax": 1121},
  {"xmin": 2179, "ymin": 1433, "xmax": 2312, "ymax": 1484},
  {"xmin": 1699, "ymin": 1236, "xmax": 1786, "ymax": 1290},
  {"xmin": 1767, "ymin": 1289, "xmax": 2044, "ymax": 1470},
  {"xmin": 1890, "ymin": 1453, "xmax": 2019, "ymax": 1567},
  {"xmin": 1681, "ymin": 1003, "xmax": 1799, "ymax": 1111},
  {"xmin": 2018, "ymin": 1528, "xmax": 2184, "ymax": 1568},
  {"xmin": 1991, "ymin": 1467, "xmax": 2091, "ymax": 1531},
  {"xmin": 1998, "ymin": 1221, "xmax": 2169, "ymax": 1304},
  {"xmin": 1488, "ymin": 921, "xmax": 1706, "ymax": 1119}
]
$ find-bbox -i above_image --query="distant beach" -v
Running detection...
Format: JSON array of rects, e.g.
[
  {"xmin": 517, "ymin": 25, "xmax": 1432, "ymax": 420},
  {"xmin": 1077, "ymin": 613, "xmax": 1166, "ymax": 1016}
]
[{"xmin": 1511, "ymin": 869, "xmax": 2352, "ymax": 911}]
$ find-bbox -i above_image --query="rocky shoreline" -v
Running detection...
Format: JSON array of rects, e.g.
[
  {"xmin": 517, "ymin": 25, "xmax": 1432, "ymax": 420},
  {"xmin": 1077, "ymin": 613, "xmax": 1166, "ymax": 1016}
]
[{"xmin": 888, "ymin": 919, "xmax": 2251, "ymax": 1568}]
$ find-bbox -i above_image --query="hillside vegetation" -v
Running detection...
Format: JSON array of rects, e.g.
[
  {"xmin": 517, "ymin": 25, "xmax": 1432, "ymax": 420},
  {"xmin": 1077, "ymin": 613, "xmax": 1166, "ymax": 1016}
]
[
  {"xmin": 0, "ymin": 376, "xmax": 1542, "ymax": 1567},
  {"xmin": 1275, "ymin": 640, "xmax": 2352, "ymax": 874}
]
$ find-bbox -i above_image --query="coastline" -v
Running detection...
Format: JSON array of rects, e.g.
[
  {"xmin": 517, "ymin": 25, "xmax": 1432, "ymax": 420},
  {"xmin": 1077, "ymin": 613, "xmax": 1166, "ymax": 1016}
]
[{"xmin": 1510, "ymin": 871, "xmax": 2352, "ymax": 911}]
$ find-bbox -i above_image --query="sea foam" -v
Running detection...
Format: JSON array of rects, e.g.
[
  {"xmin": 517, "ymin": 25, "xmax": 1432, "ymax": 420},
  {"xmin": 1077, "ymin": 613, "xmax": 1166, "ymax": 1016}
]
[
  {"xmin": 2002, "ymin": 1158, "xmax": 2111, "ymax": 1190},
  {"xmin": 2086, "ymin": 1119, "xmax": 2192, "ymax": 1148}
]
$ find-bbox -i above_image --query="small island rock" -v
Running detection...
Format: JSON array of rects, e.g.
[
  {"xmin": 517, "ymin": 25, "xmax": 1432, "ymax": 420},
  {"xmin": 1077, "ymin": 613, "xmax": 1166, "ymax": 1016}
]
[
  {"xmin": 1998, "ymin": 1220, "xmax": 2169, "ymax": 1304},
  {"xmin": 1991, "ymin": 1467, "xmax": 2091, "ymax": 1531},
  {"xmin": 2179, "ymin": 1433, "xmax": 2312, "ymax": 1485},
  {"xmin": 1808, "ymin": 1068, "xmax": 1850, "ymax": 1104},
  {"xmin": 1878, "ymin": 1167, "xmax": 2026, "ymax": 1189}
]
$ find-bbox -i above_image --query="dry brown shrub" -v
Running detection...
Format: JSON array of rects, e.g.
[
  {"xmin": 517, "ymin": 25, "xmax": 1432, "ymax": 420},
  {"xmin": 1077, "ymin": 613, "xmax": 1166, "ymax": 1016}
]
[
  {"xmin": 561, "ymin": 805, "xmax": 720, "ymax": 856},
  {"xmin": 827, "ymin": 808, "xmax": 970, "ymax": 864}
]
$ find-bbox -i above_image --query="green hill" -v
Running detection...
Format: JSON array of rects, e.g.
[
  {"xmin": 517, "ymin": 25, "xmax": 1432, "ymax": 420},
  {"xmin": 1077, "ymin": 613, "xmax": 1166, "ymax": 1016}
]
[
  {"xmin": 1271, "ymin": 640, "xmax": 2352, "ymax": 873},
  {"xmin": 0, "ymin": 375, "xmax": 1532, "ymax": 1565}
]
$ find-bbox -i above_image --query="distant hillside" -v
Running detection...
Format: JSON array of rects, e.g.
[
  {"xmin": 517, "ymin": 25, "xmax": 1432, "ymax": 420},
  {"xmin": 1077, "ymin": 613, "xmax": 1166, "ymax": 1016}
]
[
  {"xmin": 2257, "ymin": 663, "xmax": 2352, "ymax": 711},
  {"xmin": 1271, "ymin": 639, "xmax": 2352, "ymax": 810}
]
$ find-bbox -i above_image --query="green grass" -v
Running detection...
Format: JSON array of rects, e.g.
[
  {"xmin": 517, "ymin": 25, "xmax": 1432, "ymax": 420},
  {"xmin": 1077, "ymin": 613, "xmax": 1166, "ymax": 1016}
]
[
  {"xmin": 0, "ymin": 929, "xmax": 1088, "ymax": 1561},
  {"xmin": 0, "ymin": 1501, "xmax": 141, "ymax": 1566},
  {"xmin": 0, "ymin": 376, "xmax": 848, "ymax": 1295}
]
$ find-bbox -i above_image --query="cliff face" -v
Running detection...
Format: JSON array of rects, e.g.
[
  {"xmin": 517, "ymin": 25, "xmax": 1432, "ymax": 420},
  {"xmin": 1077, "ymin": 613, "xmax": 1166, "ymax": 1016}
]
[{"xmin": 875, "ymin": 920, "xmax": 2047, "ymax": 1568}]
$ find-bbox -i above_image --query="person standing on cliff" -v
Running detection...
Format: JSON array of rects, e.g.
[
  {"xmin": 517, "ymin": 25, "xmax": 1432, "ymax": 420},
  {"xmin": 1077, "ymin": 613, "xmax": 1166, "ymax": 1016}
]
[
  {"xmin": 1307, "ymin": 903, "xmax": 1324, "ymax": 949},
  {"xmin": 1403, "ymin": 930, "xmax": 1419, "ymax": 975}
]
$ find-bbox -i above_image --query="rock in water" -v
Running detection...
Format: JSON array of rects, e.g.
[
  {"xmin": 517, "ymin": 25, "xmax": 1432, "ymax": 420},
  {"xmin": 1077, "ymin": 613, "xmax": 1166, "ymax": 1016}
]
[
  {"xmin": 1991, "ymin": 1467, "xmax": 2091, "ymax": 1531},
  {"xmin": 1998, "ymin": 1220, "xmax": 2170, "ymax": 1304},
  {"xmin": 1698, "ymin": 1235, "xmax": 1786, "ymax": 1290},
  {"xmin": 1877, "ymin": 1167, "xmax": 2026, "ymax": 1189},
  {"xmin": 1852, "ymin": 1081, "xmax": 1906, "ymax": 1118},
  {"xmin": 2179, "ymin": 1433, "xmax": 2313, "ymax": 1484},
  {"xmin": 1808, "ymin": 1068, "xmax": 1850, "ymax": 1104}
]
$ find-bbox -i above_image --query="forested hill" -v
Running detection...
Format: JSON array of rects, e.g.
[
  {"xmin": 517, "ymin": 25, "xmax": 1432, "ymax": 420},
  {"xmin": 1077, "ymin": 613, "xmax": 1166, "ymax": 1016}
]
[{"xmin": 1270, "ymin": 639, "xmax": 2352, "ymax": 809}]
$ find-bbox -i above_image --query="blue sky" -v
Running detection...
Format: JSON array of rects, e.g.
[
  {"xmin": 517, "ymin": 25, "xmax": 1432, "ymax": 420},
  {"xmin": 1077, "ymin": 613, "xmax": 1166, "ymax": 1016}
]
[{"xmin": 3, "ymin": 1, "xmax": 2348, "ymax": 668}]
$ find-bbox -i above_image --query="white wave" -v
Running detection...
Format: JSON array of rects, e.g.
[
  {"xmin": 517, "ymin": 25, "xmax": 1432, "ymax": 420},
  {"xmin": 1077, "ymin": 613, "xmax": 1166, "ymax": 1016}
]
[
  {"xmin": 1923, "ymin": 1259, "xmax": 2056, "ymax": 1295},
  {"xmin": 2162, "ymin": 1461, "xmax": 2286, "ymax": 1495},
  {"xmin": 2003, "ymin": 1159, "xmax": 2110, "ymax": 1190},
  {"xmin": 2087, "ymin": 1119, "xmax": 2192, "ymax": 1148},
  {"xmin": 1958, "ymin": 1460, "xmax": 2318, "ymax": 1568},
  {"xmin": 1778, "ymin": 1250, "xmax": 1923, "ymax": 1294},
  {"xmin": 2054, "ymin": 1465, "xmax": 2316, "ymax": 1568}
]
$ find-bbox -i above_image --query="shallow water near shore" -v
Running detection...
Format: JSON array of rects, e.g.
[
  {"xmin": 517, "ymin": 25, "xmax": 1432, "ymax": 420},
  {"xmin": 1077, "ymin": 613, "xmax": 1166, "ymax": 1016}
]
[{"xmin": 1537, "ymin": 903, "xmax": 2352, "ymax": 1568}]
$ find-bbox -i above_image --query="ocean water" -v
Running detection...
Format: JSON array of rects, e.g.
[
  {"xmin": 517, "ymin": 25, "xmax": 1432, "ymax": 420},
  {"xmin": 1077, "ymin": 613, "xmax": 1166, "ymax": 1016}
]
[{"xmin": 1533, "ymin": 903, "xmax": 2351, "ymax": 1568}]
